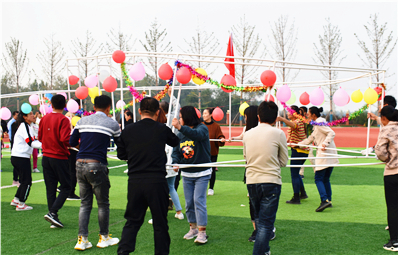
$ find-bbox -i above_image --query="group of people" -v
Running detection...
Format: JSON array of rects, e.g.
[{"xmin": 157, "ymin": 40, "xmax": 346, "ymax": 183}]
[{"xmin": 4, "ymin": 90, "xmax": 398, "ymax": 254}]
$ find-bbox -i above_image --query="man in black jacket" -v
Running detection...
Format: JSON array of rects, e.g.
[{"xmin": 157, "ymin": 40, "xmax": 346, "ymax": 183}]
[{"xmin": 116, "ymin": 97, "xmax": 179, "ymax": 255}]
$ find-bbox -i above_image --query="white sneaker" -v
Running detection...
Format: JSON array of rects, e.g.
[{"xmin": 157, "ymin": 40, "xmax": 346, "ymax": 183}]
[
  {"xmin": 38, "ymin": 153, "xmax": 43, "ymax": 157},
  {"xmin": 32, "ymin": 168, "xmax": 40, "ymax": 173},
  {"xmin": 74, "ymin": 236, "xmax": 92, "ymax": 251},
  {"xmin": 183, "ymin": 228, "xmax": 198, "ymax": 240},
  {"xmin": 10, "ymin": 199, "xmax": 19, "ymax": 206},
  {"xmin": 124, "ymin": 169, "xmax": 128, "ymax": 173},
  {"xmin": 194, "ymin": 231, "xmax": 208, "ymax": 243},
  {"xmin": 207, "ymin": 189, "xmax": 214, "ymax": 196},
  {"xmin": 148, "ymin": 219, "xmax": 153, "ymax": 224},
  {"xmin": 175, "ymin": 213, "xmax": 184, "ymax": 220},
  {"xmin": 16, "ymin": 203, "xmax": 33, "ymax": 211},
  {"xmin": 96, "ymin": 234, "xmax": 119, "ymax": 248}
]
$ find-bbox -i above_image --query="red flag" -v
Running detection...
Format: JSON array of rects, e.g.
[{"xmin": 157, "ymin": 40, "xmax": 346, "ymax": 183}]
[{"xmin": 224, "ymin": 33, "xmax": 235, "ymax": 78}]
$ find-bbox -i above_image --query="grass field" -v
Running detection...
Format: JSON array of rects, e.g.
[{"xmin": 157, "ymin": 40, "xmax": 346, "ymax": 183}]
[{"xmin": 0, "ymin": 146, "xmax": 390, "ymax": 255}]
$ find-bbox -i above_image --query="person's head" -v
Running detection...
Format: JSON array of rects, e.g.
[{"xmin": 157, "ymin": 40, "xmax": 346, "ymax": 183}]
[
  {"xmin": 288, "ymin": 105, "xmax": 300, "ymax": 120},
  {"xmin": 244, "ymin": 105, "xmax": 259, "ymax": 132},
  {"xmin": 380, "ymin": 105, "xmax": 398, "ymax": 126},
  {"xmin": 308, "ymin": 106, "xmax": 323, "ymax": 121},
  {"xmin": 300, "ymin": 106, "xmax": 307, "ymax": 117},
  {"xmin": 203, "ymin": 107, "xmax": 215, "ymax": 122},
  {"xmin": 258, "ymin": 101, "xmax": 278, "ymax": 125},
  {"xmin": 124, "ymin": 111, "xmax": 134, "ymax": 121},
  {"xmin": 51, "ymin": 94, "xmax": 67, "ymax": 110},
  {"xmin": 180, "ymin": 106, "xmax": 201, "ymax": 127},
  {"xmin": 12, "ymin": 111, "xmax": 19, "ymax": 119},
  {"xmin": 160, "ymin": 101, "xmax": 169, "ymax": 114},
  {"xmin": 16, "ymin": 111, "xmax": 34, "ymax": 128},
  {"xmin": 383, "ymin": 95, "xmax": 397, "ymax": 108},
  {"xmin": 94, "ymin": 95, "xmax": 112, "ymax": 115},
  {"xmin": 139, "ymin": 97, "xmax": 160, "ymax": 119},
  {"xmin": 157, "ymin": 107, "xmax": 167, "ymax": 124}
]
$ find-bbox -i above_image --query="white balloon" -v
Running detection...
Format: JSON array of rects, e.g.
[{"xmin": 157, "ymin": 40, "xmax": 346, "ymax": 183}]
[{"xmin": 99, "ymin": 69, "xmax": 110, "ymax": 83}]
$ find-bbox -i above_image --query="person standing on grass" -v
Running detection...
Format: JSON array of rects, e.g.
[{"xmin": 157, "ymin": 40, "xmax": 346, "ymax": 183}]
[
  {"xmin": 298, "ymin": 106, "xmax": 339, "ymax": 212},
  {"xmin": 8, "ymin": 111, "xmax": 19, "ymax": 186},
  {"xmin": 277, "ymin": 105, "xmax": 309, "ymax": 204},
  {"xmin": 374, "ymin": 106, "xmax": 398, "ymax": 252},
  {"xmin": 116, "ymin": 97, "xmax": 179, "ymax": 255},
  {"xmin": 38, "ymin": 95, "xmax": 72, "ymax": 228},
  {"xmin": 244, "ymin": 101, "xmax": 288, "ymax": 255},
  {"xmin": 70, "ymin": 95, "xmax": 121, "ymax": 251},
  {"xmin": 202, "ymin": 107, "xmax": 226, "ymax": 196},
  {"xmin": 10, "ymin": 111, "xmax": 42, "ymax": 211},
  {"xmin": 171, "ymin": 106, "xmax": 212, "ymax": 244},
  {"xmin": 299, "ymin": 106, "xmax": 315, "ymax": 178}
]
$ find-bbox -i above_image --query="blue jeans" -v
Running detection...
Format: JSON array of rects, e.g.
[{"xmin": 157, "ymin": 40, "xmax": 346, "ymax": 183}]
[
  {"xmin": 314, "ymin": 167, "xmax": 333, "ymax": 202},
  {"xmin": 76, "ymin": 161, "xmax": 110, "ymax": 236},
  {"xmin": 167, "ymin": 176, "xmax": 182, "ymax": 212},
  {"xmin": 247, "ymin": 183, "xmax": 281, "ymax": 255},
  {"xmin": 290, "ymin": 149, "xmax": 308, "ymax": 193},
  {"xmin": 182, "ymin": 174, "xmax": 211, "ymax": 226}
]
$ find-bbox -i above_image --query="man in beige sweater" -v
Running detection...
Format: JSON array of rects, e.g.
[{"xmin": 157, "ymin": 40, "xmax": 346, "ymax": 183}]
[{"xmin": 243, "ymin": 101, "xmax": 289, "ymax": 255}]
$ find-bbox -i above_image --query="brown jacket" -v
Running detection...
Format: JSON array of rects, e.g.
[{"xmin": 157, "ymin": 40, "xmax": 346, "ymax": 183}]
[
  {"xmin": 375, "ymin": 121, "xmax": 398, "ymax": 176},
  {"xmin": 203, "ymin": 121, "xmax": 225, "ymax": 156}
]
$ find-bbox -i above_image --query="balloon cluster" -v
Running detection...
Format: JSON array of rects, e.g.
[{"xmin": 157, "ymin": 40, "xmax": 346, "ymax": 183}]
[{"xmin": 121, "ymin": 63, "xmax": 146, "ymax": 103}]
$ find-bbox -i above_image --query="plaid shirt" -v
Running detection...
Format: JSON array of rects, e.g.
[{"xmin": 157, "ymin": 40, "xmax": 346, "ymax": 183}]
[{"xmin": 375, "ymin": 121, "xmax": 398, "ymax": 176}]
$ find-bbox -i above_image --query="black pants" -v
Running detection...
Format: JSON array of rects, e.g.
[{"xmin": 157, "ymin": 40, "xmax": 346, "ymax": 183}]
[
  {"xmin": 385, "ymin": 174, "xmax": 398, "ymax": 241},
  {"xmin": 174, "ymin": 170, "xmax": 181, "ymax": 191},
  {"xmin": 10, "ymin": 140, "xmax": 18, "ymax": 182},
  {"xmin": 118, "ymin": 180, "xmax": 170, "ymax": 255},
  {"xmin": 11, "ymin": 156, "xmax": 32, "ymax": 202},
  {"xmin": 68, "ymin": 149, "xmax": 78, "ymax": 196},
  {"xmin": 42, "ymin": 156, "xmax": 71, "ymax": 215},
  {"xmin": 209, "ymin": 155, "xmax": 218, "ymax": 189}
]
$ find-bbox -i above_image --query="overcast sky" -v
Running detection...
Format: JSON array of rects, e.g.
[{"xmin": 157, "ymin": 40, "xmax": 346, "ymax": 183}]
[{"xmin": 1, "ymin": 1, "xmax": 397, "ymax": 112}]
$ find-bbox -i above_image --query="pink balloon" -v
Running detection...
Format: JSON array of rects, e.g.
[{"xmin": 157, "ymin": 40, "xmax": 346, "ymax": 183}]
[
  {"xmin": 46, "ymin": 105, "xmax": 53, "ymax": 114},
  {"xmin": 333, "ymin": 87, "xmax": 349, "ymax": 107},
  {"xmin": 116, "ymin": 100, "xmax": 126, "ymax": 109},
  {"xmin": 67, "ymin": 100, "xmax": 79, "ymax": 113},
  {"xmin": 29, "ymin": 94, "xmax": 39, "ymax": 105},
  {"xmin": 310, "ymin": 87, "xmax": 324, "ymax": 106},
  {"xmin": 129, "ymin": 62, "xmax": 146, "ymax": 81},
  {"xmin": 39, "ymin": 104, "xmax": 47, "ymax": 115},
  {"xmin": 84, "ymin": 75, "xmax": 99, "ymax": 88},
  {"xmin": 276, "ymin": 84, "xmax": 291, "ymax": 103},
  {"xmin": 57, "ymin": 92, "xmax": 67, "ymax": 99},
  {"xmin": 0, "ymin": 107, "xmax": 11, "ymax": 120}
]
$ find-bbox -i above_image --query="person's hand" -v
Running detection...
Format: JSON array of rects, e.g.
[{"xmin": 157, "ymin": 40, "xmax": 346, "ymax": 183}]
[
  {"xmin": 168, "ymin": 88, "xmax": 172, "ymax": 97},
  {"xmin": 220, "ymin": 138, "xmax": 226, "ymax": 143},
  {"xmin": 321, "ymin": 144, "xmax": 327, "ymax": 151},
  {"xmin": 276, "ymin": 116, "xmax": 284, "ymax": 122},
  {"xmin": 172, "ymin": 118, "xmax": 181, "ymax": 130},
  {"xmin": 367, "ymin": 112, "xmax": 377, "ymax": 120},
  {"xmin": 173, "ymin": 166, "xmax": 179, "ymax": 172}
]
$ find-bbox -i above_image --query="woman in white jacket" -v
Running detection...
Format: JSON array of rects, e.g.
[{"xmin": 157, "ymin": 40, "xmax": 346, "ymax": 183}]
[
  {"xmin": 10, "ymin": 111, "xmax": 42, "ymax": 211},
  {"xmin": 298, "ymin": 107, "xmax": 339, "ymax": 212}
]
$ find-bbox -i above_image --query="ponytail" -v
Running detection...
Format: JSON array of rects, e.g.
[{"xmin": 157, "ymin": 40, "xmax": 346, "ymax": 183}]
[{"xmin": 309, "ymin": 106, "xmax": 323, "ymax": 118}]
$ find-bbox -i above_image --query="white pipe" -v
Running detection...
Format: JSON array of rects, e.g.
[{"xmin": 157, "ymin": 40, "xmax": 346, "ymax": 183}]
[
  {"xmin": 366, "ymin": 75, "xmax": 372, "ymax": 157},
  {"xmin": 288, "ymin": 143, "xmax": 373, "ymax": 155},
  {"xmin": 120, "ymin": 63, "xmax": 125, "ymax": 130},
  {"xmin": 132, "ymin": 56, "xmax": 136, "ymax": 123},
  {"xmin": 229, "ymin": 91, "xmax": 232, "ymax": 140}
]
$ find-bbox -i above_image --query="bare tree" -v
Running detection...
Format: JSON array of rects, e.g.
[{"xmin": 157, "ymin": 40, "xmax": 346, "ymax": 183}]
[
  {"xmin": 268, "ymin": 15, "xmax": 299, "ymax": 83},
  {"xmin": 313, "ymin": 18, "xmax": 347, "ymax": 115},
  {"xmin": 355, "ymin": 13, "xmax": 397, "ymax": 83},
  {"xmin": 106, "ymin": 25, "xmax": 135, "ymax": 53},
  {"xmin": 2, "ymin": 38, "xmax": 29, "ymax": 110},
  {"xmin": 37, "ymin": 34, "xmax": 66, "ymax": 90},
  {"xmin": 71, "ymin": 30, "xmax": 103, "ymax": 79},
  {"xmin": 140, "ymin": 18, "xmax": 172, "ymax": 86}
]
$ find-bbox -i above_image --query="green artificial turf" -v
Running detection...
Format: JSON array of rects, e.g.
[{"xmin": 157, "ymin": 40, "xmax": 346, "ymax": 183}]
[{"xmin": 0, "ymin": 146, "xmax": 390, "ymax": 254}]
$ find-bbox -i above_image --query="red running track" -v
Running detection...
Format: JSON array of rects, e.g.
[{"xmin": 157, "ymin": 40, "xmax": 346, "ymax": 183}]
[{"xmin": 220, "ymin": 126, "xmax": 380, "ymax": 148}]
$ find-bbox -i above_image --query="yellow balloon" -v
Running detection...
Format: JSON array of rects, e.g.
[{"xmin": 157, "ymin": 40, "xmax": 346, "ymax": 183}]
[
  {"xmin": 91, "ymin": 97, "xmax": 95, "ymax": 104},
  {"xmin": 88, "ymin": 87, "xmax": 101, "ymax": 98},
  {"xmin": 351, "ymin": 89, "xmax": 363, "ymax": 103},
  {"xmin": 239, "ymin": 102, "xmax": 250, "ymax": 116},
  {"xmin": 192, "ymin": 68, "xmax": 207, "ymax": 85},
  {"xmin": 71, "ymin": 116, "xmax": 81, "ymax": 127},
  {"xmin": 364, "ymin": 87, "xmax": 378, "ymax": 105}
]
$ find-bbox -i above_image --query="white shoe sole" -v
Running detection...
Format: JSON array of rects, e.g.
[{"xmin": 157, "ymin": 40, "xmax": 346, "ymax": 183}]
[
  {"xmin": 16, "ymin": 207, "xmax": 33, "ymax": 211},
  {"xmin": 44, "ymin": 214, "xmax": 64, "ymax": 228},
  {"xmin": 75, "ymin": 243, "xmax": 92, "ymax": 250},
  {"xmin": 184, "ymin": 234, "xmax": 198, "ymax": 240}
]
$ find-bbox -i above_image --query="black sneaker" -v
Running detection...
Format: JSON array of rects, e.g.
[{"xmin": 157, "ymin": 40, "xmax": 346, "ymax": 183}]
[
  {"xmin": 300, "ymin": 192, "xmax": 308, "ymax": 199},
  {"xmin": 248, "ymin": 230, "xmax": 256, "ymax": 242},
  {"xmin": 44, "ymin": 212, "xmax": 64, "ymax": 228},
  {"xmin": 315, "ymin": 201, "xmax": 332, "ymax": 212},
  {"xmin": 383, "ymin": 240, "xmax": 398, "ymax": 251},
  {"xmin": 286, "ymin": 196, "xmax": 301, "ymax": 204},
  {"xmin": 67, "ymin": 194, "xmax": 81, "ymax": 200}
]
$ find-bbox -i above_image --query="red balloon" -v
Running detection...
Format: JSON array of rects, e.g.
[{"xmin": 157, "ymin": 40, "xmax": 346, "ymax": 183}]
[
  {"xmin": 374, "ymin": 87, "xmax": 385, "ymax": 101},
  {"xmin": 103, "ymin": 76, "xmax": 118, "ymax": 93},
  {"xmin": 212, "ymin": 107, "xmax": 224, "ymax": 121},
  {"xmin": 176, "ymin": 67, "xmax": 191, "ymax": 84},
  {"xmin": 299, "ymin": 92, "xmax": 310, "ymax": 105},
  {"xmin": 264, "ymin": 94, "xmax": 275, "ymax": 102},
  {"xmin": 75, "ymin": 86, "xmax": 89, "ymax": 100},
  {"xmin": 195, "ymin": 108, "xmax": 201, "ymax": 118},
  {"xmin": 69, "ymin": 75, "xmax": 79, "ymax": 85},
  {"xmin": 112, "ymin": 50, "xmax": 126, "ymax": 64},
  {"xmin": 158, "ymin": 63, "xmax": 173, "ymax": 80},
  {"xmin": 260, "ymin": 70, "xmax": 277, "ymax": 87},
  {"xmin": 220, "ymin": 74, "xmax": 236, "ymax": 93}
]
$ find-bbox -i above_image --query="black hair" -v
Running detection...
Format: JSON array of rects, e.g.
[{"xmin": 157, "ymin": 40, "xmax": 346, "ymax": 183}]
[
  {"xmin": 244, "ymin": 105, "xmax": 258, "ymax": 132},
  {"xmin": 258, "ymin": 101, "xmax": 278, "ymax": 124},
  {"xmin": 290, "ymin": 105, "xmax": 300, "ymax": 115},
  {"xmin": 125, "ymin": 111, "xmax": 133, "ymax": 118},
  {"xmin": 160, "ymin": 101, "xmax": 169, "ymax": 114},
  {"xmin": 94, "ymin": 95, "xmax": 112, "ymax": 110},
  {"xmin": 380, "ymin": 105, "xmax": 398, "ymax": 121},
  {"xmin": 140, "ymin": 97, "xmax": 160, "ymax": 116},
  {"xmin": 12, "ymin": 111, "xmax": 19, "ymax": 117},
  {"xmin": 157, "ymin": 107, "xmax": 167, "ymax": 124},
  {"xmin": 180, "ymin": 106, "xmax": 201, "ymax": 127},
  {"xmin": 204, "ymin": 107, "xmax": 215, "ymax": 115},
  {"xmin": 51, "ymin": 94, "xmax": 66, "ymax": 110},
  {"xmin": 384, "ymin": 95, "xmax": 397, "ymax": 108},
  {"xmin": 300, "ymin": 106, "xmax": 307, "ymax": 113},
  {"xmin": 309, "ymin": 106, "xmax": 323, "ymax": 118},
  {"xmin": 16, "ymin": 111, "xmax": 29, "ymax": 129}
]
